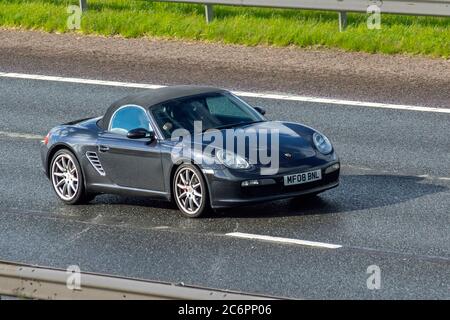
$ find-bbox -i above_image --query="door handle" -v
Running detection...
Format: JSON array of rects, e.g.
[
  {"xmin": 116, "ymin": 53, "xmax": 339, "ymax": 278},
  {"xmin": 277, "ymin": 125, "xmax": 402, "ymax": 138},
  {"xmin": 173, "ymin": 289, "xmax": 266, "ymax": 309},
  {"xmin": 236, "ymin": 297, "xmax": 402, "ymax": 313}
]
[{"xmin": 98, "ymin": 145, "xmax": 110, "ymax": 153}]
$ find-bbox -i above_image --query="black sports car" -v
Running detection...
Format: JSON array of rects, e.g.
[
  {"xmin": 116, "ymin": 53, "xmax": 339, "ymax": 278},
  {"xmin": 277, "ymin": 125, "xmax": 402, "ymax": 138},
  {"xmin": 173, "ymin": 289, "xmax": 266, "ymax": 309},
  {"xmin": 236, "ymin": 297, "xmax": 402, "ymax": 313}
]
[{"xmin": 41, "ymin": 86, "xmax": 340, "ymax": 218}]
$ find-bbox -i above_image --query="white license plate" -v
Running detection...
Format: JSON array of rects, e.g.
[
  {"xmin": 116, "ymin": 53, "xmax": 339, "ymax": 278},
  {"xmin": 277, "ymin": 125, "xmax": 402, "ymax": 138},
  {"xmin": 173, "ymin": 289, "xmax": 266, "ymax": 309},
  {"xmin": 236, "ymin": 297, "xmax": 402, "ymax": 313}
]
[{"xmin": 284, "ymin": 169, "xmax": 322, "ymax": 186}]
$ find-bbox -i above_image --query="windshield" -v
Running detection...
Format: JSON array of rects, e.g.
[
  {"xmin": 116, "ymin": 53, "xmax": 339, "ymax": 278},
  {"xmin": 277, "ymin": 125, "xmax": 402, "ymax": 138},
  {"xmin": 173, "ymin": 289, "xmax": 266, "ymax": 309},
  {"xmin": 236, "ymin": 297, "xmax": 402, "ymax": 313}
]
[{"xmin": 151, "ymin": 92, "xmax": 265, "ymax": 138}]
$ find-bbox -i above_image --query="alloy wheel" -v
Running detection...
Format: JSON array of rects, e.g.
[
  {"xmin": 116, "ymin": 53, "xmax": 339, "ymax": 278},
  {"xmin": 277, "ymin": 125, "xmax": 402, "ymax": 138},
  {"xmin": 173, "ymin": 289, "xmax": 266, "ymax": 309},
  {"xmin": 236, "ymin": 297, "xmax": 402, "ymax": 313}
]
[
  {"xmin": 175, "ymin": 167, "xmax": 203, "ymax": 215},
  {"xmin": 51, "ymin": 153, "xmax": 79, "ymax": 201}
]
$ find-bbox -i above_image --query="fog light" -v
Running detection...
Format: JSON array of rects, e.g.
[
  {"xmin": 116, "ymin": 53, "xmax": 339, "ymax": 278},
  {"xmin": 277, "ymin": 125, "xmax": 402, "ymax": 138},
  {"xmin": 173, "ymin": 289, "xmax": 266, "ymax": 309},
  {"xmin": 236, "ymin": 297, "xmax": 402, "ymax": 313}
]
[
  {"xmin": 325, "ymin": 163, "xmax": 340, "ymax": 174},
  {"xmin": 241, "ymin": 180, "xmax": 260, "ymax": 187}
]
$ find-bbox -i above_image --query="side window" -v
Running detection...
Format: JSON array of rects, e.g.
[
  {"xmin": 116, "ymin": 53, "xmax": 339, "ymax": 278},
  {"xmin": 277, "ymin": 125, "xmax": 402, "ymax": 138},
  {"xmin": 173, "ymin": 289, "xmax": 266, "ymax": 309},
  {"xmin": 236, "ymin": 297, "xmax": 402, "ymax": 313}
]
[
  {"xmin": 109, "ymin": 106, "xmax": 151, "ymax": 136},
  {"xmin": 206, "ymin": 95, "xmax": 249, "ymax": 118}
]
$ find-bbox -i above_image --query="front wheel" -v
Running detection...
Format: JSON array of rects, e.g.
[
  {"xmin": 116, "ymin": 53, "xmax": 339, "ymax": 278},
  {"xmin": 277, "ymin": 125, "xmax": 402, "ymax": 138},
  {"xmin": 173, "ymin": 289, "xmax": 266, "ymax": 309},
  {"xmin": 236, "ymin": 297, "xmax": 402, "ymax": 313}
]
[{"xmin": 173, "ymin": 164, "xmax": 210, "ymax": 218}]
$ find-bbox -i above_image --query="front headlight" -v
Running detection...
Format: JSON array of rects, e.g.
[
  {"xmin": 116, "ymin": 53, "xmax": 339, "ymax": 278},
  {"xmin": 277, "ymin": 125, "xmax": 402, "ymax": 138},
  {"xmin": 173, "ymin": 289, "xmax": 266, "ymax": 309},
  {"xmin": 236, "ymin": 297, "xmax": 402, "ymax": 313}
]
[
  {"xmin": 216, "ymin": 149, "xmax": 250, "ymax": 169},
  {"xmin": 313, "ymin": 132, "xmax": 333, "ymax": 154}
]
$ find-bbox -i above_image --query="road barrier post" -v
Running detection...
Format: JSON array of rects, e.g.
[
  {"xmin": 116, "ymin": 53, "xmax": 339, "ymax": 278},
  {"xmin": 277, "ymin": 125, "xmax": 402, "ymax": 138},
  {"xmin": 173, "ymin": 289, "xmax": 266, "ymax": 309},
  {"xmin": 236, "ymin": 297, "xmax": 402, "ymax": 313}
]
[
  {"xmin": 79, "ymin": 0, "xmax": 87, "ymax": 11},
  {"xmin": 338, "ymin": 11, "xmax": 348, "ymax": 31},
  {"xmin": 205, "ymin": 4, "xmax": 214, "ymax": 23}
]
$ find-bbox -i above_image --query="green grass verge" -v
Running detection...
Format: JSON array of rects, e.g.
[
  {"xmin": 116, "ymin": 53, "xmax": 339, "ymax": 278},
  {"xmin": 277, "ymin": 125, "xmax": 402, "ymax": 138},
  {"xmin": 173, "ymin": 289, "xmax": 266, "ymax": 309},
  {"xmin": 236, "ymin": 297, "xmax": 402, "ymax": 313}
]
[{"xmin": 0, "ymin": 0, "xmax": 449, "ymax": 57}]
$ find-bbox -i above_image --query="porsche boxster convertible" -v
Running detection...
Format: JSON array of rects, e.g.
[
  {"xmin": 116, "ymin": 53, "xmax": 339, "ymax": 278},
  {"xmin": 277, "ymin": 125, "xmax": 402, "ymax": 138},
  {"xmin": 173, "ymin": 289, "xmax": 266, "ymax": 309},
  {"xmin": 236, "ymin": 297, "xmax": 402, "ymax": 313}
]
[{"xmin": 41, "ymin": 86, "xmax": 340, "ymax": 217}]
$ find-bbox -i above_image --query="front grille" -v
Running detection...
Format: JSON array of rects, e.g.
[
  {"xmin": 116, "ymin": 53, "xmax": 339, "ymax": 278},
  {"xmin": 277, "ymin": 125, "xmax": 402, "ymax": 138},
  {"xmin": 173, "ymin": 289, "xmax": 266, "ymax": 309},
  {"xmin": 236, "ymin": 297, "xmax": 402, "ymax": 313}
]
[{"xmin": 86, "ymin": 152, "xmax": 105, "ymax": 176}]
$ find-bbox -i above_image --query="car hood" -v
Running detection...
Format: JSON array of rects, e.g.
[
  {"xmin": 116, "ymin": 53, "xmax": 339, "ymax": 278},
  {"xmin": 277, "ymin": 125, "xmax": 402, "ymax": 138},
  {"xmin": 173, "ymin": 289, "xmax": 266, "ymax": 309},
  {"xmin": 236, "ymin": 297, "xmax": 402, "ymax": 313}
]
[{"xmin": 195, "ymin": 121, "xmax": 319, "ymax": 168}]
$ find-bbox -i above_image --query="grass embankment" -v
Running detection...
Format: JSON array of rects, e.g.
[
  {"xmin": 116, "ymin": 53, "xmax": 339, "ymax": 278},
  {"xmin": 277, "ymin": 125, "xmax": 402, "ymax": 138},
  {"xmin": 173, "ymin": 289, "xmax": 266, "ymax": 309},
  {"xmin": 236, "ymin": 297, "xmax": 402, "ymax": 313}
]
[{"xmin": 0, "ymin": 0, "xmax": 449, "ymax": 57}]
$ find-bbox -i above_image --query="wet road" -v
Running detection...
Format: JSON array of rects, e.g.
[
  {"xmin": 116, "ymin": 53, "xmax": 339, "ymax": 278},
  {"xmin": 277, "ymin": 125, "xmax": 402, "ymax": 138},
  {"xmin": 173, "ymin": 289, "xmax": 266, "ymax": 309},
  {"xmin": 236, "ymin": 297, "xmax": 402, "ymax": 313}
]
[{"xmin": 0, "ymin": 77, "xmax": 449, "ymax": 299}]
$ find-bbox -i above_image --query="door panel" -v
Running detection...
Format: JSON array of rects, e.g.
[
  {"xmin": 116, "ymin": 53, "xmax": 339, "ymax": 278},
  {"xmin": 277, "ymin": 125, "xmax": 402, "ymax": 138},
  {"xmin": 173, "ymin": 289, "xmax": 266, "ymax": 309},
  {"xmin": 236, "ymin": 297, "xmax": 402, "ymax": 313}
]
[{"xmin": 97, "ymin": 133, "xmax": 164, "ymax": 192}]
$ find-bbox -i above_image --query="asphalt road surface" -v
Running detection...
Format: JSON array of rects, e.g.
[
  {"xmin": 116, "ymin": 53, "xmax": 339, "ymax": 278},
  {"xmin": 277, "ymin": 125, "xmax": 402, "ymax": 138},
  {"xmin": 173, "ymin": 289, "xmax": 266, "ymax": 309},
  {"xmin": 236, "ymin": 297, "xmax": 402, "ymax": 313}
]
[{"xmin": 0, "ymin": 77, "xmax": 449, "ymax": 299}]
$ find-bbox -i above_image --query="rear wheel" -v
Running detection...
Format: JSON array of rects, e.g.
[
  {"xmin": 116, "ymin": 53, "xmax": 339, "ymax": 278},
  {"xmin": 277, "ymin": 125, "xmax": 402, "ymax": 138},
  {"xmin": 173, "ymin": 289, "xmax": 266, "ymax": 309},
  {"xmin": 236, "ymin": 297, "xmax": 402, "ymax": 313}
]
[
  {"xmin": 173, "ymin": 164, "xmax": 210, "ymax": 218},
  {"xmin": 50, "ymin": 149, "xmax": 93, "ymax": 205}
]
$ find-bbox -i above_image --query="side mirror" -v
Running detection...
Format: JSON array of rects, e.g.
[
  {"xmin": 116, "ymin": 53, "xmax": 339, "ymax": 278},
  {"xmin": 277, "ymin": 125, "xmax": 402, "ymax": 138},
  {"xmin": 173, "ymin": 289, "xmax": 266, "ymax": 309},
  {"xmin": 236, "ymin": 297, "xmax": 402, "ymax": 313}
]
[
  {"xmin": 127, "ymin": 128, "xmax": 156, "ymax": 140},
  {"xmin": 254, "ymin": 106, "xmax": 266, "ymax": 116}
]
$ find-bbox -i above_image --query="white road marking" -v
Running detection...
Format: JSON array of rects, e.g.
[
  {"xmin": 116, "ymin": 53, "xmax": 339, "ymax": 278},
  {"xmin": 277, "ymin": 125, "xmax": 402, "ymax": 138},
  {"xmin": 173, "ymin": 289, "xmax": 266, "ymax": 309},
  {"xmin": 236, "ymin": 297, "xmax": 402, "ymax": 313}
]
[
  {"xmin": 233, "ymin": 91, "xmax": 450, "ymax": 114},
  {"xmin": 0, "ymin": 72, "xmax": 165, "ymax": 89},
  {"xmin": 152, "ymin": 226, "xmax": 170, "ymax": 230},
  {"xmin": 1, "ymin": 72, "xmax": 449, "ymax": 114},
  {"xmin": 417, "ymin": 174, "xmax": 450, "ymax": 182},
  {"xmin": 343, "ymin": 164, "xmax": 450, "ymax": 182},
  {"xmin": 0, "ymin": 131, "xmax": 43, "ymax": 140},
  {"xmin": 226, "ymin": 232, "xmax": 342, "ymax": 249}
]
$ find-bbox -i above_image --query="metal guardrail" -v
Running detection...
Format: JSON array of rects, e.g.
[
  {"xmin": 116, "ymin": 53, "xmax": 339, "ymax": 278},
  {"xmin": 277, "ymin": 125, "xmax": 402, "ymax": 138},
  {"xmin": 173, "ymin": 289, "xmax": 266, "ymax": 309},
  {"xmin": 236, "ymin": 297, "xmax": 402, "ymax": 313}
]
[
  {"xmin": 79, "ymin": 0, "xmax": 450, "ymax": 31},
  {"xmin": 0, "ymin": 260, "xmax": 277, "ymax": 300}
]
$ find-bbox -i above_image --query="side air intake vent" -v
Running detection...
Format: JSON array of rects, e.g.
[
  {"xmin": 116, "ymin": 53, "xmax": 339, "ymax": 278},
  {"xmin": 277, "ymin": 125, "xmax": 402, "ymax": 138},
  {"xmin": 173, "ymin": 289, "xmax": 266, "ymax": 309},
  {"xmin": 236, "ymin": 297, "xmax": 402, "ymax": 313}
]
[{"xmin": 86, "ymin": 152, "xmax": 105, "ymax": 176}]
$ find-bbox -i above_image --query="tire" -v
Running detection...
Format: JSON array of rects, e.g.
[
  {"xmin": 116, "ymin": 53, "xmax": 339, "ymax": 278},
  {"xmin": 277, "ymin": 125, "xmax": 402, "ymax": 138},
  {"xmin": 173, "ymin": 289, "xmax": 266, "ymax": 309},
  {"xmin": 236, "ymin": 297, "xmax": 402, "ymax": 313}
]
[
  {"xmin": 173, "ymin": 164, "xmax": 210, "ymax": 218},
  {"xmin": 50, "ymin": 149, "xmax": 93, "ymax": 205}
]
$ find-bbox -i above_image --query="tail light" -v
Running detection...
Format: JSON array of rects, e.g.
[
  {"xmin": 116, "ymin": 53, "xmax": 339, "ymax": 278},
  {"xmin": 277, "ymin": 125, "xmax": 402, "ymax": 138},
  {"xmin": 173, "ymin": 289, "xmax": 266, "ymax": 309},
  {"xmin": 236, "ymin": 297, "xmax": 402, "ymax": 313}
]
[{"xmin": 43, "ymin": 133, "xmax": 50, "ymax": 145}]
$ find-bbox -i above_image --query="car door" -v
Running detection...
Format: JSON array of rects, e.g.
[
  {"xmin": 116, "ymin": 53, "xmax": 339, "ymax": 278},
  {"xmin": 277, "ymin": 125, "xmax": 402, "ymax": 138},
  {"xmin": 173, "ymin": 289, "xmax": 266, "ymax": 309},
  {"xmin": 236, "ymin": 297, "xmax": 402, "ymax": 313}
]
[{"xmin": 96, "ymin": 105, "xmax": 165, "ymax": 192}]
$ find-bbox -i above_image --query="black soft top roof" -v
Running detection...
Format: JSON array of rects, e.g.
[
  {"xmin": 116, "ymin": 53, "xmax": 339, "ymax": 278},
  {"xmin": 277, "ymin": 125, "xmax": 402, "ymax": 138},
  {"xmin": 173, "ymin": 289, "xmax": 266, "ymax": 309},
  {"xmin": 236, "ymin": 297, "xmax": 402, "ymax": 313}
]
[{"xmin": 99, "ymin": 85, "xmax": 225, "ymax": 130}]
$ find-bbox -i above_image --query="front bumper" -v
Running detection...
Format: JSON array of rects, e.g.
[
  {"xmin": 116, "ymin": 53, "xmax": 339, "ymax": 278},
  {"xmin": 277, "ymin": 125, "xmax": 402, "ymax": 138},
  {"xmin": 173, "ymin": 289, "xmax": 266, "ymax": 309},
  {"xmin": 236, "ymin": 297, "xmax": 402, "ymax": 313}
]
[
  {"xmin": 206, "ymin": 162, "xmax": 340, "ymax": 209},
  {"xmin": 40, "ymin": 141, "xmax": 50, "ymax": 178}
]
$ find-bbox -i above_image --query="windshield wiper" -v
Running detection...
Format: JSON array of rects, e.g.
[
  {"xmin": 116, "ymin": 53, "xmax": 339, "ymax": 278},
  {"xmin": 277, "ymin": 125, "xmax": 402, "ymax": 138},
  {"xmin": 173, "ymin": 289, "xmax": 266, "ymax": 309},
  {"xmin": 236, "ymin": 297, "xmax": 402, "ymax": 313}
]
[
  {"xmin": 241, "ymin": 120, "xmax": 266, "ymax": 126},
  {"xmin": 203, "ymin": 120, "xmax": 266, "ymax": 132}
]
